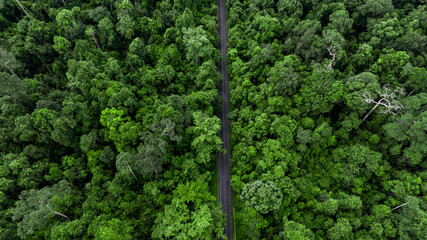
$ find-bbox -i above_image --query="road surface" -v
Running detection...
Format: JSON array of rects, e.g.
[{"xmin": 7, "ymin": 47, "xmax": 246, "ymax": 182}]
[{"xmin": 217, "ymin": 0, "xmax": 232, "ymax": 239}]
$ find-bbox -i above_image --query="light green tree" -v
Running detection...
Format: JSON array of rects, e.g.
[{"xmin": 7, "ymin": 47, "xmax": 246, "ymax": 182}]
[
  {"xmin": 281, "ymin": 217, "xmax": 315, "ymax": 240},
  {"xmin": 240, "ymin": 180, "xmax": 283, "ymax": 214},
  {"xmin": 183, "ymin": 26, "xmax": 216, "ymax": 66},
  {"xmin": 190, "ymin": 111, "xmax": 222, "ymax": 164},
  {"xmin": 12, "ymin": 180, "xmax": 75, "ymax": 238}
]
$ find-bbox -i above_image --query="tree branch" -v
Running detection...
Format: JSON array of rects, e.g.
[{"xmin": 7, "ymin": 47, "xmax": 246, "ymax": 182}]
[
  {"xmin": 14, "ymin": 0, "xmax": 31, "ymax": 19},
  {"xmin": 54, "ymin": 211, "xmax": 70, "ymax": 220},
  {"xmin": 391, "ymin": 202, "xmax": 409, "ymax": 211},
  {"xmin": 322, "ymin": 41, "xmax": 340, "ymax": 73},
  {"xmin": 359, "ymin": 86, "xmax": 404, "ymax": 124},
  {"xmin": 127, "ymin": 164, "xmax": 138, "ymax": 180}
]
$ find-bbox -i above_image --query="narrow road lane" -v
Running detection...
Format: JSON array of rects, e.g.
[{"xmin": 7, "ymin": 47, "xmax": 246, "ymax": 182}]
[{"xmin": 217, "ymin": 0, "xmax": 232, "ymax": 239}]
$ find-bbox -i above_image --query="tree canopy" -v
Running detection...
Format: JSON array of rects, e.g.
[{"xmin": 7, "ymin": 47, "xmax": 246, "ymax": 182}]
[{"xmin": 1, "ymin": 0, "xmax": 426, "ymax": 239}]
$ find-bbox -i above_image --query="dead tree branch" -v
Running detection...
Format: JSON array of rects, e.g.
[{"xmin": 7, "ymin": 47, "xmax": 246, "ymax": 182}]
[
  {"xmin": 322, "ymin": 41, "xmax": 340, "ymax": 73},
  {"xmin": 127, "ymin": 164, "xmax": 138, "ymax": 180},
  {"xmin": 54, "ymin": 211, "xmax": 70, "ymax": 219},
  {"xmin": 391, "ymin": 202, "xmax": 409, "ymax": 211},
  {"xmin": 14, "ymin": 0, "xmax": 31, "ymax": 19},
  {"xmin": 359, "ymin": 86, "xmax": 405, "ymax": 124}
]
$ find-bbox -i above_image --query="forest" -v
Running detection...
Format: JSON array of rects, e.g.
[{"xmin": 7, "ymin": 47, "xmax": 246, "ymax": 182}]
[
  {"xmin": 0, "ymin": 0, "xmax": 426, "ymax": 239},
  {"xmin": 226, "ymin": 0, "xmax": 426, "ymax": 239}
]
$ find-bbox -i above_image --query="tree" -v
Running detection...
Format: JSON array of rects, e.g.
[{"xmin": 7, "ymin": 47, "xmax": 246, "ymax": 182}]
[
  {"xmin": 383, "ymin": 93, "xmax": 427, "ymax": 165},
  {"xmin": 0, "ymin": 48, "xmax": 21, "ymax": 78},
  {"xmin": 183, "ymin": 26, "xmax": 216, "ymax": 66},
  {"xmin": 237, "ymin": 207, "xmax": 269, "ymax": 239},
  {"xmin": 370, "ymin": 50, "xmax": 410, "ymax": 83},
  {"xmin": 315, "ymin": 198, "xmax": 339, "ymax": 216},
  {"xmin": 194, "ymin": 60, "xmax": 221, "ymax": 90},
  {"xmin": 175, "ymin": 8, "xmax": 194, "ymax": 30},
  {"xmin": 99, "ymin": 107, "xmax": 140, "ymax": 152},
  {"xmin": 190, "ymin": 111, "xmax": 222, "ymax": 165},
  {"xmin": 55, "ymin": 8, "xmax": 85, "ymax": 40},
  {"xmin": 358, "ymin": 0, "xmax": 394, "ymax": 17},
  {"xmin": 53, "ymin": 36, "xmax": 71, "ymax": 55},
  {"xmin": 152, "ymin": 178, "xmax": 226, "ymax": 239},
  {"xmin": 328, "ymin": 10, "xmax": 353, "ymax": 34},
  {"xmin": 252, "ymin": 13, "xmax": 281, "ymax": 42},
  {"xmin": 332, "ymin": 144, "xmax": 382, "ymax": 186},
  {"xmin": 266, "ymin": 55, "xmax": 301, "ymax": 97},
  {"xmin": 115, "ymin": 0, "xmax": 135, "ymax": 40},
  {"xmin": 51, "ymin": 116, "xmax": 77, "ymax": 147},
  {"xmin": 13, "ymin": 0, "xmax": 31, "ymax": 19},
  {"xmin": 351, "ymin": 43, "xmax": 374, "ymax": 71},
  {"xmin": 286, "ymin": 19, "xmax": 323, "ymax": 62},
  {"xmin": 134, "ymin": 133, "xmax": 166, "ymax": 175},
  {"xmin": 12, "ymin": 180, "xmax": 76, "ymax": 238},
  {"xmin": 87, "ymin": 216, "xmax": 134, "ymax": 240},
  {"xmin": 327, "ymin": 218, "xmax": 353, "ymax": 240},
  {"xmin": 395, "ymin": 196, "xmax": 427, "ymax": 240},
  {"xmin": 98, "ymin": 17, "xmax": 119, "ymax": 48},
  {"xmin": 281, "ymin": 218, "xmax": 315, "ymax": 240},
  {"xmin": 277, "ymin": 0, "xmax": 303, "ymax": 18},
  {"xmin": 240, "ymin": 180, "xmax": 283, "ymax": 214}
]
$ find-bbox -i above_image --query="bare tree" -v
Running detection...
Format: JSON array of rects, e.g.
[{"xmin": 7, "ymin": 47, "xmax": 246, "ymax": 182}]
[{"xmin": 359, "ymin": 85, "xmax": 405, "ymax": 123}]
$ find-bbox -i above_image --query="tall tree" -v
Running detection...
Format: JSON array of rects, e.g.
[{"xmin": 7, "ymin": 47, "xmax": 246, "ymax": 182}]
[
  {"xmin": 12, "ymin": 180, "xmax": 77, "ymax": 238},
  {"xmin": 183, "ymin": 26, "xmax": 216, "ymax": 67}
]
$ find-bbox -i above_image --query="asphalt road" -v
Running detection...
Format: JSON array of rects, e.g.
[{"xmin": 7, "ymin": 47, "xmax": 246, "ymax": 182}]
[{"xmin": 217, "ymin": 0, "xmax": 232, "ymax": 239}]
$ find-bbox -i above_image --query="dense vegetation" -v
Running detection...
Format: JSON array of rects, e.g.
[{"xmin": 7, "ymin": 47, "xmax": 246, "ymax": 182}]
[
  {"xmin": 1, "ymin": 0, "xmax": 426, "ymax": 239},
  {"xmin": 0, "ymin": 0, "xmax": 227, "ymax": 239},
  {"xmin": 226, "ymin": 0, "xmax": 426, "ymax": 239}
]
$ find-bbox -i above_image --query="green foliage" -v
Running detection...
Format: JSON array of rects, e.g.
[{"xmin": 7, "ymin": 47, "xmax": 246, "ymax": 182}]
[
  {"xmin": 0, "ymin": 1, "xmax": 225, "ymax": 239},
  {"xmin": 190, "ymin": 111, "xmax": 222, "ymax": 164},
  {"xmin": 53, "ymin": 36, "xmax": 71, "ymax": 54},
  {"xmin": 281, "ymin": 217, "xmax": 315, "ymax": 240},
  {"xmin": 1, "ymin": 0, "xmax": 426, "ymax": 239},
  {"xmin": 237, "ymin": 207, "xmax": 269, "ymax": 239},
  {"xmin": 88, "ymin": 216, "xmax": 133, "ymax": 240},
  {"xmin": 152, "ymin": 177, "xmax": 226, "ymax": 239},
  {"xmin": 240, "ymin": 180, "xmax": 283, "ymax": 214},
  {"xmin": 183, "ymin": 26, "xmax": 217, "ymax": 66},
  {"xmin": 100, "ymin": 107, "xmax": 140, "ymax": 152},
  {"xmin": 227, "ymin": 0, "xmax": 426, "ymax": 238},
  {"xmin": 395, "ymin": 196, "xmax": 427, "ymax": 239},
  {"xmin": 12, "ymin": 180, "xmax": 77, "ymax": 238},
  {"xmin": 327, "ymin": 218, "xmax": 353, "ymax": 240}
]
